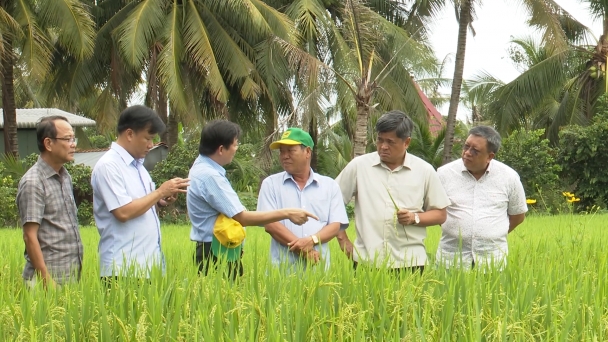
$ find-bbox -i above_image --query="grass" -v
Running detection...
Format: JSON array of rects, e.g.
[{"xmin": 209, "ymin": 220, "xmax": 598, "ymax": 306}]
[{"xmin": 1, "ymin": 214, "xmax": 607, "ymax": 341}]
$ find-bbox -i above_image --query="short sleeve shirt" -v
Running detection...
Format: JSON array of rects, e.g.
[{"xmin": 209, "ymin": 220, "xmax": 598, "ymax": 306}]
[
  {"xmin": 257, "ymin": 170, "xmax": 349, "ymax": 269},
  {"xmin": 335, "ymin": 152, "xmax": 450, "ymax": 268},
  {"xmin": 187, "ymin": 155, "xmax": 246, "ymax": 242},
  {"xmin": 436, "ymin": 158, "xmax": 528, "ymax": 269},
  {"xmin": 17, "ymin": 156, "xmax": 83, "ymax": 283},
  {"xmin": 92, "ymin": 143, "xmax": 163, "ymax": 277}
]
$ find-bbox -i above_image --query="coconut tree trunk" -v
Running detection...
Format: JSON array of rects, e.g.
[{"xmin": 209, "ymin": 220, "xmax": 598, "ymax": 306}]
[
  {"xmin": 158, "ymin": 87, "xmax": 168, "ymax": 143},
  {"xmin": 257, "ymin": 108, "xmax": 278, "ymax": 193},
  {"xmin": 167, "ymin": 106, "xmax": 179, "ymax": 149},
  {"xmin": 308, "ymin": 116, "xmax": 318, "ymax": 171},
  {"xmin": 353, "ymin": 81, "xmax": 374, "ymax": 157},
  {"xmin": 442, "ymin": 0, "xmax": 472, "ymax": 165},
  {"xmin": 1, "ymin": 36, "xmax": 19, "ymax": 158}
]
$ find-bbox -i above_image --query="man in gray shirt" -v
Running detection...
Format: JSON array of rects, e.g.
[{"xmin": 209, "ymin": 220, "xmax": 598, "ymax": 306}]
[{"xmin": 17, "ymin": 116, "xmax": 83, "ymax": 288}]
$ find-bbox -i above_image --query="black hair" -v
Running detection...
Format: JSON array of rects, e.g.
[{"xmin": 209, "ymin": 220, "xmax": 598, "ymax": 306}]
[
  {"xmin": 375, "ymin": 110, "xmax": 414, "ymax": 140},
  {"xmin": 36, "ymin": 115, "xmax": 69, "ymax": 152},
  {"xmin": 116, "ymin": 105, "xmax": 166, "ymax": 135},
  {"xmin": 199, "ymin": 120, "xmax": 242, "ymax": 156}
]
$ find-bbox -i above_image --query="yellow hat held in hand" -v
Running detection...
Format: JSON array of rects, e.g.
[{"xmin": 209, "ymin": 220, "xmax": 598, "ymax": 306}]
[{"xmin": 211, "ymin": 214, "xmax": 246, "ymax": 261}]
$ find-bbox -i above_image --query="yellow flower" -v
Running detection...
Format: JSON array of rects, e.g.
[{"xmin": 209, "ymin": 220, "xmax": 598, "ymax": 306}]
[
  {"xmin": 562, "ymin": 191, "xmax": 575, "ymax": 198},
  {"xmin": 567, "ymin": 197, "xmax": 581, "ymax": 203},
  {"xmin": 526, "ymin": 199, "xmax": 537, "ymax": 204}
]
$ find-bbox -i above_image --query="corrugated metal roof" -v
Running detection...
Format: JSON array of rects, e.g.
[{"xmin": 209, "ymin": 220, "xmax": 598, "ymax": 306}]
[{"xmin": 0, "ymin": 108, "xmax": 96, "ymax": 128}]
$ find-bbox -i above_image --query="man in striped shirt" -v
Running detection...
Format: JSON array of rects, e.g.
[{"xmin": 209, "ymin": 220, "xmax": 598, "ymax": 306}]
[{"xmin": 17, "ymin": 116, "xmax": 83, "ymax": 288}]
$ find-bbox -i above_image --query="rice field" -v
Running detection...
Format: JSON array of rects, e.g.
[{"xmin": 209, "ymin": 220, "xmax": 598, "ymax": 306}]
[{"xmin": 1, "ymin": 214, "xmax": 607, "ymax": 341}]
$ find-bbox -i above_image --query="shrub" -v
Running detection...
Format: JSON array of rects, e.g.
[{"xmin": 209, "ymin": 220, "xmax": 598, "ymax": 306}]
[
  {"xmin": 497, "ymin": 129, "xmax": 563, "ymax": 214},
  {"xmin": 239, "ymin": 192, "xmax": 258, "ymax": 211},
  {"xmin": 150, "ymin": 140, "xmax": 199, "ymax": 223},
  {"xmin": 558, "ymin": 118, "xmax": 608, "ymax": 210},
  {"xmin": 0, "ymin": 174, "xmax": 19, "ymax": 227}
]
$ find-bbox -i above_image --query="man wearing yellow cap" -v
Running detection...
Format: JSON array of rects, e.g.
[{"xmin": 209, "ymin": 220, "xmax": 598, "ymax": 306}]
[
  {"xmin": 187, "ymin": 121, "xmax": 318, "ymax": 279},
  {"xmin": 257, "ymin": 128, "xmax": 349, "ymax": 270}
]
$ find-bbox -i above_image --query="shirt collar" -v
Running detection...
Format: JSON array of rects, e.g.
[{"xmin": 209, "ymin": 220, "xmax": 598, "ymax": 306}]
[
  {"xmin": 282, "ymin": 168, "xmax": 318, "ymax": 187},
  {"xmin": 198, "ymin": 155, "xmax": 226, "ymax": 176},
  {"xmin": 370, "ymin": 152, "xmax": 412, "ymax": 171},
  {"xmin": 459, "ymin": 158, "xmax": 494, "ymax": 174},
  {"xmin": 36, "ymin": 156, "xmax": 65, "ymax": 179},
  {"xmin": 111, "ymin": 142, "xmax": 144, "ymax": 167}
]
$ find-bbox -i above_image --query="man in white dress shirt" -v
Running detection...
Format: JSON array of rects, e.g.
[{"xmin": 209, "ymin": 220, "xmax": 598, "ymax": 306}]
[
  {"xmin": 436, "ymin": 126, "xmax": 528, "ymax": 270},
  {"xmin": 92, "ymin": 105, "xmax": 189, "ymax": 283}
]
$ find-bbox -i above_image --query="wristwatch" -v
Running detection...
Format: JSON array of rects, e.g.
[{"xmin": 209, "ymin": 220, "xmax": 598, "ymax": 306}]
[
  {"xmin": 413, "ymin": 213, "xmax": 420, "ymax": 225},
  {"xmin": 311, "ymin": 234, "xmax": 319, "ymax": 244}
]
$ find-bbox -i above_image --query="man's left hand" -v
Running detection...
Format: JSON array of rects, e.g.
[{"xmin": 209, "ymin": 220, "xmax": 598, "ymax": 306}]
[
  {"xmin": 288, "ymin": 236, "xmax": 314, "ymax": 253},
  {"xmin": 397, "ymin": 209, "xmax": 415, "ymax": 226},
  {"xmin": 159, "ymin": 194, "xmax": 178, "ymax": 207}
]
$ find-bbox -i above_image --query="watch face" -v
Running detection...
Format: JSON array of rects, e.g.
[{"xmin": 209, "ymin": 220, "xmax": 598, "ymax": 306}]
[
  {"xmin": 414, "ymin": 214, "xmax": 420, "ymax": 224},
  {"xmin": 312, "ymin": 235, "xmax": 319, "ymax": 243}
]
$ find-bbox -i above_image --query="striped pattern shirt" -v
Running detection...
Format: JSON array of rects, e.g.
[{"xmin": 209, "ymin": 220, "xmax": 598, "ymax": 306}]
[{"xmin": 17, "ymin": 156, "xmax": 83, "ymax": 283}]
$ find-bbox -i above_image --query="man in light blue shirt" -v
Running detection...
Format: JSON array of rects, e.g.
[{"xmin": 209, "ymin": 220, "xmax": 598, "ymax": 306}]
[
  {"xmin": 92, "ymin": 105, "xmax": 189, "ymax": 282},
  {"xmin": 188, "ymin": 120, "xmax": 317, "ymax": 279},
  {"xmin": 257, "ymin": 128, "xmax": 349, "ymax": 270}
]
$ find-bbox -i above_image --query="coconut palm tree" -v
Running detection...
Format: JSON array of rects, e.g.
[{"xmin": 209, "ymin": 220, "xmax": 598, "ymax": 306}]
[
  {"xmin": 277, "ymin": 0, "xmax": 440, "ymax": 158},
  {"xmin": 111, "ymin": 0, "xmax": 298, "ymax": 147},
  {"xmin": 488, "ymin": 14, "xmax": 608, "ymax": 143},
  {"xmin": 0, "ymin": 0, "xmax": 95, "ymax": 157},
  {"xmin": 440, "ymin": 0, "xmax": 588, "ymax": 164}
]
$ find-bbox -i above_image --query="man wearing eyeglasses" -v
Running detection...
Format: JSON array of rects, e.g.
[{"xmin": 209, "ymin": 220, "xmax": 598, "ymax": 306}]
[
  {"xmin": 436, "ymin": 126, "xmax": 528, "ymax": 270},
  {"xmin": 17, "ymin": 116, "xmax": 83, "ymax": 288}
]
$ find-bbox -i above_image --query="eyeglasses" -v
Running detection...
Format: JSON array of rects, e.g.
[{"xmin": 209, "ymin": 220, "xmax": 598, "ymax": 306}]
[
  {"xmin": 462, "ymin": 144, "xmax": 481, "ymax": 156},
  {"xmin": 52, "ymin": 137, "xmax": 78, "ymax": 144}
]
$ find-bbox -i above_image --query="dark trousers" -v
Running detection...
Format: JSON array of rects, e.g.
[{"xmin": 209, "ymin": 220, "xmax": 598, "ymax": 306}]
[
  {"xmin": 195, "ymin": 241, "xmax": 243, "ymax": 280},
  {"xmin": 353, "ymin": 261, "xmax": 424, "ymax": 274}
]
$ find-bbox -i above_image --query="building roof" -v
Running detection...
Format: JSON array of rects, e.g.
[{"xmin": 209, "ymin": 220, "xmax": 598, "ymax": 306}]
[
  {"xmin": 0, "ymin": 108, "xmax": 96, "ymax": 128},
  {"xmin": 414, "ymin": 83, "xmax": 444, "ymax": 135},
  {"xmin": 74, "ymin": 143, "xmax": 168, "ymax": 169}
]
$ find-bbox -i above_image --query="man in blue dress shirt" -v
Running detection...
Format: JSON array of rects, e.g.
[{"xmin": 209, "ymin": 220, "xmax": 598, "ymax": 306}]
[
  {"xmin": 257, "ymin": 128, "xmax": 349, "ymax": 271},
  {"xmin": 188, "ymin": 120, "xmax": 317, "ymax": 278}
]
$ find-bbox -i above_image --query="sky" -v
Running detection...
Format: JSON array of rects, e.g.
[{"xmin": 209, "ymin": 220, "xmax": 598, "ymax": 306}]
[{"xmin": 428, "ymin": 0, "xmax": 604, "ymax": 119}]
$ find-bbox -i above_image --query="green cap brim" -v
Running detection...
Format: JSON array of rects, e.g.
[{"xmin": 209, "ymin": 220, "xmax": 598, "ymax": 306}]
[{"xmin": 211, "ymin": 236, "xmax": 242, "ymax": 262}]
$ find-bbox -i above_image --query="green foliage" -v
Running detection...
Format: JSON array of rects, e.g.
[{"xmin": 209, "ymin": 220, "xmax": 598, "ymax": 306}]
[
  {"xmin": 558, "ymin": 118, "xmax": 608, "ymax": 210},
  {"xmin": 225, "ymin": 143, "xmax": 264, "ymax": 193},
  {"xmin": 63, "ymin": 162, "xmax": 94, "ymax": 226},
  {"xmin": 238, "ymin": 192, "xmax": 258, "ymax": 212},
  {"xmin": 0, "ymin": 174, "xmax": 19, "ymax": 227},
  {"xmin": 497, "ymin": 129, "xmax": 563, "ymax": 213},
  {"xmin": 77, "ymin": 200, "xmax": 95, "ymax": 227},
  {"xmin": 150, "ymin": 140, "xmax": 199, "ymax": 222},
  {"xmin": 0, "ymin": 154, "xmax": 94, "ymax": 227},
  {"xmin": 88, "ymin": 135, "xmax": 112, "ymax": 149}
]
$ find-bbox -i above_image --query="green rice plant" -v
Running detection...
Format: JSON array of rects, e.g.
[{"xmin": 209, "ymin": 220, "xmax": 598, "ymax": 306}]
[{"xmin": 0, "ymin": 215, "xmax": 608, "ymax": 340}]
